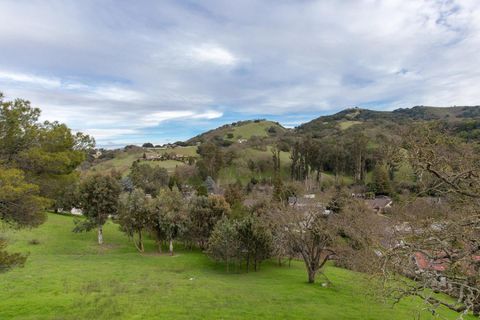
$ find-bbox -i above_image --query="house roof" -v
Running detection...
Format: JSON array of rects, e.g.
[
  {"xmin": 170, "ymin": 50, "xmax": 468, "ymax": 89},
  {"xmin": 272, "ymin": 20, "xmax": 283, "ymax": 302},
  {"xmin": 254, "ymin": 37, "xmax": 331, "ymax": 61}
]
[{"xmin": 414, "ymin": 252, "xmax": 448, "ymax": 272}]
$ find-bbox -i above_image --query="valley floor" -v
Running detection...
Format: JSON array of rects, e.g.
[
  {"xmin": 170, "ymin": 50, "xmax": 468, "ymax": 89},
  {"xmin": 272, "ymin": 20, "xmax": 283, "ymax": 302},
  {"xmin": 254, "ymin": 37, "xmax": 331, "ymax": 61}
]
[{"xmin": 0, "ymin": 214, "xmax": 469, "ymax": 319}]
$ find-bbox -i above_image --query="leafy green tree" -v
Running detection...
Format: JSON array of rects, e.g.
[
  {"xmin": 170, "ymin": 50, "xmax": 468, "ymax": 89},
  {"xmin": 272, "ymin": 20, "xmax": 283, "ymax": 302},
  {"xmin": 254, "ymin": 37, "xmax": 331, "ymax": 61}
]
[
  {"xmin": 273, "ymin": 177, "xmax": 299, "ymax": 204},
  {"xmin": 187, "ymin": 195, "xmax": 231, "ymax": 249},
  {"xmin": 347, "ymin": 132, "xmax": 369, "ymax": 183},
  {"xmin": 376, "ymin": 134, "xmax": 403, "ymax": 181},
  {"xmin": 273, "ymin": 175, "xmax": 288, "ymax": 203},
  {"xmin": 0, "ymin": 95, "xmax": 94, "ymax": 210},
  {"xmin": 0, "ymin": 167, "xmax": 49, "ymax": 227},
  {"xmin": 118, "ymin": 188, "xmax": 152, "ymax": 252},
  {"xmin": 0, "ymin": 167, "xmax": 49, "ymax": 271},
  {"xmin": 236, "ymin": 216, "xmax": 272, "ymax": 272},
  {"xmin": 0, "ymin": 93, "xmax": 91, "ymax": 271},
  {"xmin": 323, "ymin": 137, "xmax": 347, "ymax": 184},
  {"xmin": 0, "ymin": 238, "xmax": 27, "ymax": 273},
  {"xmin": 74, "ymin": 174, "xmax": 122, "ymax": 244},
  {"xmin": 207, "ymin": 215, "xmax": 272, "ymax": 273},
  {"xmin": 196, "ymin": 142, "xmax": 223, "ymax": 179},
  {"xmin": 0, "ymin": 94, "xmax": 40, "ymax": 161},
  {"xmin": 369, "ymin": 164, "xmax": 392, "ymax": 195},
  {"xmin": 150, "ymin": 188, "xmax": 186, "ymax": 255},
  {"xmin": 168, "ymin": 175, "xmax": 181, "ymax": 191},
  {"xmin": 207, "ymin": 218, "xmax": 241, "ymax": 272},
  {"xmin": 129, "ymin": 162, "xmax": 169, "ymax": 195},
  {"xmin": 0, "ymin": 92, "xmax": 92, "ymax": 271}
]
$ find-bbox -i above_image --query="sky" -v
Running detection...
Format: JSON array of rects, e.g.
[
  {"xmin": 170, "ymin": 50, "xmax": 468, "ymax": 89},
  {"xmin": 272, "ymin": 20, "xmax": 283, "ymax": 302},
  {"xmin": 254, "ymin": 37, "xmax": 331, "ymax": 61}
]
[{"xmin": 0, "ymin": 0, "xmax": 479, "ymax": 148}]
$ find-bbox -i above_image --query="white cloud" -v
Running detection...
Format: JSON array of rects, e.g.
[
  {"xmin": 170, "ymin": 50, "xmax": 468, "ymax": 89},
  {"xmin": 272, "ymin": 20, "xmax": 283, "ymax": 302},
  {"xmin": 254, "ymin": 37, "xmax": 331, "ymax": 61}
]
[
  {"xmin": 191, "ymin": 110, "xmax": 223, "ymax": 119},
  {"xmin": 142, "ymin": 110, "xmax": 223, "ymax": 127},
  {"xmin": 91, "ymin": 86, "xmax": 145, "ymax": 102},
  {"xmin": 0, "ymin": 70, "xmax": 61, "ymax": 88},
  {"xmin": 188, "ymin": 44, "xmax": 238, "ymax": 66},
  {"xmin": 0, "ymin": 70, "xmax": 145, "ymax": 104},
  {"xmin": 82, "ymin": 128, "xmax": 139, "ymax": 140},
  {"xmin": 1, "ymin": 0, "xmax": 480, "ymax": 146}
]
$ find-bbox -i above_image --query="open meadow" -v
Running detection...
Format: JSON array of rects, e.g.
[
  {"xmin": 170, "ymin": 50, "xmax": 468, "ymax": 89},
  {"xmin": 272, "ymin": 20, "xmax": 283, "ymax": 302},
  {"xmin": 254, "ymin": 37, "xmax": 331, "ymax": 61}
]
[{"xmin": 0, "ymin": 213, "xmax": 467, "ymax": 320}]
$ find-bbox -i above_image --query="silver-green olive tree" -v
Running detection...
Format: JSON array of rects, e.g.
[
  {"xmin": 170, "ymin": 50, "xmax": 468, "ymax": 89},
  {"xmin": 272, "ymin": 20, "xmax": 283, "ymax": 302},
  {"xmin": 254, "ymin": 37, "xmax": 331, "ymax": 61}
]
[
  {"xmin": 150, "ymin": 188, "xmax": 187, "ymax": 255},
  {"xmin": 118, "ymin": 188, "xmax": 152, "ymax": 252},
  {"xmin": 74, "ymin": 173, "xmax": 122, "ymax": 245}
]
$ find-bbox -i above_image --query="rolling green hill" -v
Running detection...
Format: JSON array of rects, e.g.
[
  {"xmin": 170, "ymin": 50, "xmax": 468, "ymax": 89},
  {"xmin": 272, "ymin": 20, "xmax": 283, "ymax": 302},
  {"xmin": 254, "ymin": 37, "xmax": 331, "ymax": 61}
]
[
  {"xmin": 0, "ymin": 213, "xmax": 468, "ymax": 319},
  {"xmin": 296, "ymin": 105, "xmax": 480, "ymax": 137},
  {"xmin": 87, "ymin": 146, "xmax": 198, "ymax": 176},
  {"xmin": 86, "ymin": 105, "xmax": 480, "ymax": 185},
  {"xmin": 187, "ymin": 120, "xmax": 287, "ymax": 145}
]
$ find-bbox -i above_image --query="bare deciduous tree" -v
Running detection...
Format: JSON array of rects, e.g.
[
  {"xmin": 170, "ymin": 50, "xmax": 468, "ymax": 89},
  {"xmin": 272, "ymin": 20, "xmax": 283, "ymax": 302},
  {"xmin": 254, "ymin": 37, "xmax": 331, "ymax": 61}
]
[
  {"xmin": 275, "ymin": 203, "xmax": 335, "ymax": 284},
  {"xmin": 380, "ymin": 124, "xmax": 480, "ymax": 317}
]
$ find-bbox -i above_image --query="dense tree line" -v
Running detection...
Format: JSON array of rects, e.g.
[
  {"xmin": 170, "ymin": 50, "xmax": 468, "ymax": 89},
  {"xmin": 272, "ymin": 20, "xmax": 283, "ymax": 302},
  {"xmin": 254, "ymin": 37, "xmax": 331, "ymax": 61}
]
[{"xmin": 290, "ymin": 132, "xmax": 377, "ymax": 185}]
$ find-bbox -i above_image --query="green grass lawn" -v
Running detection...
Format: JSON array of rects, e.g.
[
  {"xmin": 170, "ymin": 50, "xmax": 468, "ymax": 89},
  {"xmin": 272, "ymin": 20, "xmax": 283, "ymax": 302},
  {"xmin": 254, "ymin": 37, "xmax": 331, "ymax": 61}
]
[{"xmin": 0, "ymin": 213, "xmax": 468, "ymax": 319}]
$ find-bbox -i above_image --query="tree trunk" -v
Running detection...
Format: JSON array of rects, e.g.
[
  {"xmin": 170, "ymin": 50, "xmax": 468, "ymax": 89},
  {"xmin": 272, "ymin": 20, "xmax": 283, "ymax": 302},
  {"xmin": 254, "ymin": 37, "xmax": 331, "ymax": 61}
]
[
  {"xmin": 169, "ymin": 239, "xmax": 174, "ymax": 256},
  {"xmin": 307, "ymin": 268, "xmax": 316, "ymax": 283},
  {"xmin": 137, "ymin": 230, "xmax": 144, "ymax": 252},
  {"xmin": 97, "ymin": 225, "xmax": 104, "ymax": 245}
]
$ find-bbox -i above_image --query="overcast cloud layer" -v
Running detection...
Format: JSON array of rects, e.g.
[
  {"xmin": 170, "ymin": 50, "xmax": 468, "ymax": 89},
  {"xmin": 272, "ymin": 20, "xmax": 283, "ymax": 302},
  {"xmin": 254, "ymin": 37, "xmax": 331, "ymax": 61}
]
[{"xmin": 1, "ymin": 0, "xmax": 479, "ymax": 147}]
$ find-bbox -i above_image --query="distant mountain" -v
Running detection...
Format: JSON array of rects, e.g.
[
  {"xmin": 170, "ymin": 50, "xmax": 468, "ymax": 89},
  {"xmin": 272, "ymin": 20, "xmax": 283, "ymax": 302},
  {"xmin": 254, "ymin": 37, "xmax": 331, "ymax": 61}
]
[
  {"xmin": 300, "ymin": 105, "xmax": 480, "ymax": 126},
  {"xmin": 181, "ymin": 105, "xmax": 480, "ymax": 147},
  {"xmin": 295, "ymin": 106, "xmax": 480, "ymax": 140}
]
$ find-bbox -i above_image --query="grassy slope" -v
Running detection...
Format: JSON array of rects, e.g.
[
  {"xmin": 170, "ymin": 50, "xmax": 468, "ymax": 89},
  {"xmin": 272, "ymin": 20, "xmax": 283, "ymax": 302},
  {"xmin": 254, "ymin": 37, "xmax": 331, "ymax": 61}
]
[
  {"xmin": 188, "ymin": 120, "xmax": 286, "ymax": 144},
  {"xmin": 226, "ymin": 121, "xmax": 284, "ymax": 140},
  {"xmin": 153, "ymin": 146, "xmax": 198, "ymax": 157},
  {"xmin": 338, "ymin": 120, "xmax": 362, "ymax": 130},
  {"xmin": 90, "ymin": 151, "xmax": 141, "ymax": 175},
  {"xmin": 218, "ymin": 146, "xmax": 350, "ymax": 185},
  {"xmin": 0, "ymin": 214, "xmax": 468, "ymax": 319},
  {"xmin": 89, "ymin": 146, "xmax": 198, "ymax": 176},
  {"xmin": 219, "ymin": 146, "xmax": 291, "ymax": 184}
]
